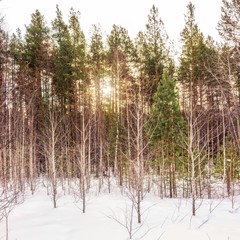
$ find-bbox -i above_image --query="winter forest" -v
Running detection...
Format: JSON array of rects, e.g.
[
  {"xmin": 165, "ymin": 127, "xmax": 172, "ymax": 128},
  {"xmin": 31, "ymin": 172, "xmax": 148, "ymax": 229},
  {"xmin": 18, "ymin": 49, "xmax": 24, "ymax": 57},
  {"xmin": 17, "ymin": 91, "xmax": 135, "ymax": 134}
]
[{"xmin": 0, "ymin": 1, "xmax": 240, "ymax": 239}]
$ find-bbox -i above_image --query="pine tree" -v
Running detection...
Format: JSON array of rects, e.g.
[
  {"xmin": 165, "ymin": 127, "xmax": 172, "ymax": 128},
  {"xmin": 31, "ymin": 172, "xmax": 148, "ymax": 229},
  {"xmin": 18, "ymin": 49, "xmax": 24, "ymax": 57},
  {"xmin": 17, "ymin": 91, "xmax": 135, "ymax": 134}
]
[
  {"xmin": 88, "ymin": 25, "xmax": 106, "ymax": 179},
  {"xmin": 107, "ymin": 25, "xmax": 135, "ymax": 178},
  {"xmin": 23, "ymin": 9, "xmax": 50, "ymax": 108},
  {"xmin": 151, "ymin": 70, "xmax": 184, "ymax": 144},
  {"xmin": 69, "ymin": 8, "xmax": 87, "ymax": 85},
  {"xmin": 68, "ymin": 8, "xmax": 87, "ymax": 144},
  {"xmin": 23, "ymin": 10, "xmax": 50, "ymax": 176},
  {"xmin": 178, "ymin": 2, "xmax": 210, "ymax": 215},
  {"xmin": 218, "ymin": 0, "xmax": 240, "ymax": 105},
  {"xmin": 52, "ymin": 5, "xmax": 74, "ymax": 109},
  {"xmin": 217, "ymin": 0, "xmax": 240, "ymax": 194},
  {"xmin": 178, "ymin": 2, "xmax": 206, "ymax": 108},
  {"xmin": 135, "ymin": 5, "xmax": 168, "ymax": 104},
  {"xmin": 218, "ymin": 0, "xmax": 240, "ymax": 43},
  {"xmin": 24, "ymin": 10, "xmax": 49, "ymax": 69},
  {"xmin": 89, "ymin": 24, "xmax": 105, "ymax": 107},
  {"xmin": 150, "ymin": 70, "xmax": 186, "ymax": 198}
]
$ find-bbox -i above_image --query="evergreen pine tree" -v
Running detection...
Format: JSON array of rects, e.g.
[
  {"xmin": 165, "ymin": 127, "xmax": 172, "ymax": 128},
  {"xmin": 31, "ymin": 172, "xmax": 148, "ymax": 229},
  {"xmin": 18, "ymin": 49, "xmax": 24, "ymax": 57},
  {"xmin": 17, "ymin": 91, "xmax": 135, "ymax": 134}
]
[
  {"xmin": 135, "ymin": 5, "xmax": 168, "ymax": 104},
  {"xmin": 52, "ymin": 5, "xmax": 74, "ymax": 109}
]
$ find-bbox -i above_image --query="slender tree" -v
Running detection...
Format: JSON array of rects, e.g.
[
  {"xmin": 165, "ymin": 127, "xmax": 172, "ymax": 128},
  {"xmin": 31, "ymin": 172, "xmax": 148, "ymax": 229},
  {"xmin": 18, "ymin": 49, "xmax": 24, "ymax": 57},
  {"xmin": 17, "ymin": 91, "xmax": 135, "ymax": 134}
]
[{"xmin": 52, "ymin": 5, "xmax": 74, "ymax": 111}]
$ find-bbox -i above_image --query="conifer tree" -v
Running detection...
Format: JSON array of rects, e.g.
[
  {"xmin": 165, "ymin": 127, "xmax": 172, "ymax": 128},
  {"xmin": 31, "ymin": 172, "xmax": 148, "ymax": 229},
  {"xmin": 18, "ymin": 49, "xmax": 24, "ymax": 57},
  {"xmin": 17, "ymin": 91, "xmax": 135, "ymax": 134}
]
[
  {"xmin": 23, "ymin": 10, "xmax": 50, "ymax": 175},
  {"xmin": 218, "ymin": 0, "xmax": 240, "ymax": 44},
  {"xmin": 69, "ymin": 8, "xmax": 87, "ymax": 85},
  {"xmin": 150, "ymin": 70, "xmax": 186, "ymax": 197},
  {"xmin": 68, "ymin": 9, "xmax": 91, "ymax": 202},
  {"xmin": 23, "ymin": 9, "xmax": 50, "ymax": 110},
  {"xmin": 217, "ymin": 0, "xmax": 240, "ymax": 195},
  {"xmin": 68, "ymin": 8, "xmax": 87, "ymax": 143},
  {"xmin": 178, "ymin": 2, "xmax": 206, "ymax": 108},
  {"xmin": 107, "ymin": 25, "xmax": 135, "ymax": 178},
  {"xmin": 178, "ymin": 2, "xmax": 209, "ymax": 215},
  {"xmin": 218, "ymin": 0, "xmax": 240, "ymax": 105},
  {"xmin": 52, "ymin": 5, "xmax": 74, "ymax": 110},
  {"xmin": 135, "ymin": 5, "xmax": 168, "ymax": 104},
  {"xmin": 89, "ymin": 25, "xmax": 106, "ymax": 178}
]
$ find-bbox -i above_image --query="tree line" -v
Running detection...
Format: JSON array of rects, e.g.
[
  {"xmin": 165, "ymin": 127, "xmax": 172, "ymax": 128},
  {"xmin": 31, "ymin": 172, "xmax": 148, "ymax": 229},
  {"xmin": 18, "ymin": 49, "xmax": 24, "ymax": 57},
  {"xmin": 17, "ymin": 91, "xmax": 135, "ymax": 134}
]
[{"xmin": 0, "ymin": 0, "xmax": 240, "ymax": 218}]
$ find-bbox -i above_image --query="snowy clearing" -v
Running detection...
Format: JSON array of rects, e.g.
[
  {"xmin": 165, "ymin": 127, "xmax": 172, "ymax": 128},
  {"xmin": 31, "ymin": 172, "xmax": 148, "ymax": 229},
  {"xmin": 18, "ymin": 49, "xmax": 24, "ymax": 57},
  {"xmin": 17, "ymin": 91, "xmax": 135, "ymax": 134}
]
[{"xmin": 0, "ymin": 179, "xmax": 240, "ymax": 240}]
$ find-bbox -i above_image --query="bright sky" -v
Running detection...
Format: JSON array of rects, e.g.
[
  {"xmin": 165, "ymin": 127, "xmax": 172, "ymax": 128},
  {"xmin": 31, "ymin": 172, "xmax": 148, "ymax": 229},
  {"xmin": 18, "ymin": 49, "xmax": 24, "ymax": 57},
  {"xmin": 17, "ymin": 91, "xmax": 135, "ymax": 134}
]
[{"xmin": 1, "ymin": 0, "xmax": 222, "ymax": 45}]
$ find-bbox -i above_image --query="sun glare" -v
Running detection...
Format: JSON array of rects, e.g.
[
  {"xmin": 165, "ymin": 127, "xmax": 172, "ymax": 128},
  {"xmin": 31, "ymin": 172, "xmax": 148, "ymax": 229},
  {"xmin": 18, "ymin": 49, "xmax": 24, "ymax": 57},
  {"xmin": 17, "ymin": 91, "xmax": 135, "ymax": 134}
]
[
  {"xmin": 101, "ymin": 77, "xmax": 113, "ymax": 98},
  {"xmin": 102, "ymin": 85, "xmax": 112, "ymax": 96}
]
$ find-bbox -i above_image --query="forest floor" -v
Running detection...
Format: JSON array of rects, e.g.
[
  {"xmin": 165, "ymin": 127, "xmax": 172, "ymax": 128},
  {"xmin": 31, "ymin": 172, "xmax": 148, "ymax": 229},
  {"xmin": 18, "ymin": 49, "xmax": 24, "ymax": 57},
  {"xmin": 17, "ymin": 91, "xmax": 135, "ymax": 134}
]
[{"xmin": 0, "ymin": 178, "xmax": 240, "ymax": 240}]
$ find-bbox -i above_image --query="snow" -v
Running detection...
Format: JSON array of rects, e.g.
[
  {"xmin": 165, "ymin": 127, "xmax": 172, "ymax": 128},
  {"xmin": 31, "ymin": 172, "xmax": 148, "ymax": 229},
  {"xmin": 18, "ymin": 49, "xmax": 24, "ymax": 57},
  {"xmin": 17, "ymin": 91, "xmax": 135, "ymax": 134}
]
[{"xmin": 0, "ymin": 179, "xmax": 240, "ymax": 240}]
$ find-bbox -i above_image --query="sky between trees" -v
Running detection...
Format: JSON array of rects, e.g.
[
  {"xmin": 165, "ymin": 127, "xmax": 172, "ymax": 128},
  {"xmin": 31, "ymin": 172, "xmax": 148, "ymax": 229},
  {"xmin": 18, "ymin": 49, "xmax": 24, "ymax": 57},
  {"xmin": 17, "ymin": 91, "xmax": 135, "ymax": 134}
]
[{"xmin": 1, "ymin": 0, "xmax": 222, "ymax": 45}]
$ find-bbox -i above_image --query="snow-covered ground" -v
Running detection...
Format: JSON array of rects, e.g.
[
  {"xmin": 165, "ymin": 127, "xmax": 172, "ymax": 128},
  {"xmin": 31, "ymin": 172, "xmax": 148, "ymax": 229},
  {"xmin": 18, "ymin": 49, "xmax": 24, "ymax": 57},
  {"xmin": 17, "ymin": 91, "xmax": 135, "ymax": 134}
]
[{"xmin": 0, "ymin": 179, "xmax": 240, "ymax": 240}]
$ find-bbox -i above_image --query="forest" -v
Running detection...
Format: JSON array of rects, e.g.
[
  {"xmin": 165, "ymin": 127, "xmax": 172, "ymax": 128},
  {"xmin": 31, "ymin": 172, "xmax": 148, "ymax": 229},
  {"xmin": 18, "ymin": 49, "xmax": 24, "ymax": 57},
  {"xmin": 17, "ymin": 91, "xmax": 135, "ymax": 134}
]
[{"xmin": 0, "ymin": 0, "xmax": 240, "ymax": 227}]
